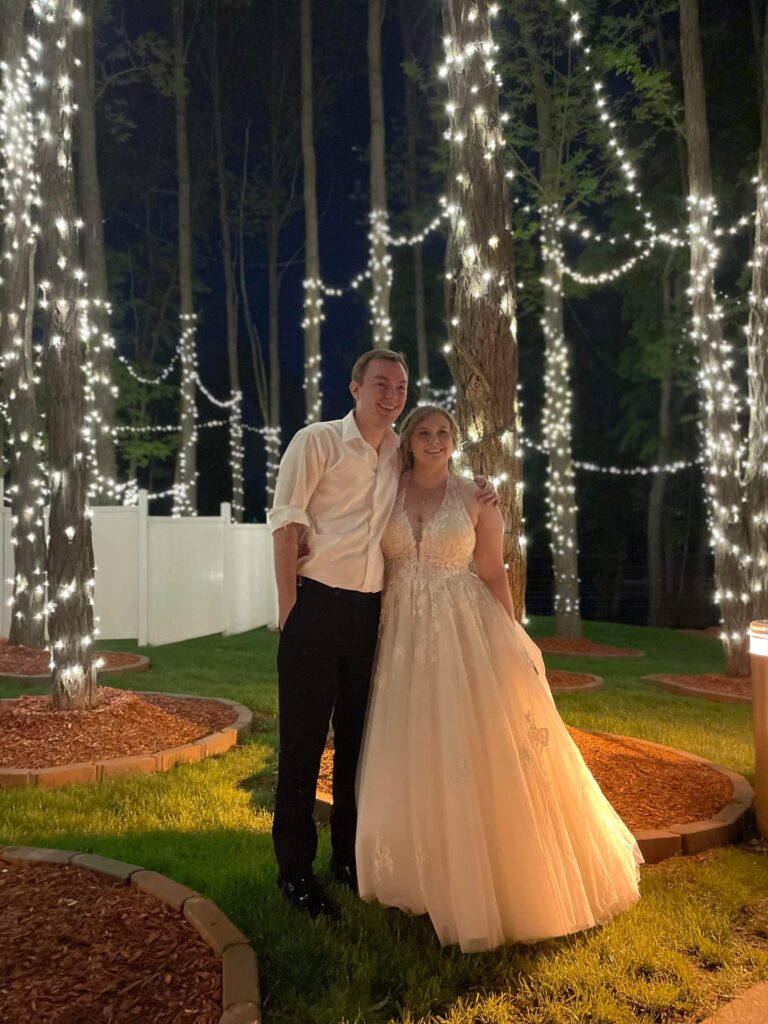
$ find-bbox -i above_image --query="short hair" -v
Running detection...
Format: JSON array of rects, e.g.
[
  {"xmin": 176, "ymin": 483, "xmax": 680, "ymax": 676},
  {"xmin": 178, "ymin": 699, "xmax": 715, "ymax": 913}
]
[
  {"xmin": 351, "ymin": 349, "xmax": 409, "ymax": 384},
  {"xmin": 398, "ymin": 404, "xmax": 460, "ymax": 471}
]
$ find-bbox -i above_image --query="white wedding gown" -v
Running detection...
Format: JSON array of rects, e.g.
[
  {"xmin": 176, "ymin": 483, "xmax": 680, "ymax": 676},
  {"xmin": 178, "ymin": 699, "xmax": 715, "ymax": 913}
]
[{"xmin": 356, "ymin": 474, "xmax": 642, "ymax": 953}]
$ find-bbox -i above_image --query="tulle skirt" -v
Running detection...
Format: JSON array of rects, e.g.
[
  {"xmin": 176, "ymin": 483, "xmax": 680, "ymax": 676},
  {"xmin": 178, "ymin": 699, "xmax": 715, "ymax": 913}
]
[{"xmin": 355, "ymin": 571, "xmax": 642, "ymax": 953}]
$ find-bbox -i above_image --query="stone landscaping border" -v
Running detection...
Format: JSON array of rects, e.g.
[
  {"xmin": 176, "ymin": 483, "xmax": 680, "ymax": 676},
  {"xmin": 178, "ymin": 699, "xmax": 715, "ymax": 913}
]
[
  {"xmin": 550, "ymin": 672, "xmax": 604, "ymax": 694},
  {"xmin": 0, "ymin": 693, "xmax": 252, "ymax": 790},
  {"xmin": 645, "ymin": 674, "xmax": 752, "ymax": 705},
  {"xmin": 1, "ymin": 653, "xmax": 151, "ymax": 688},
  {"xmin": 0, "ymin": 845, "xmax": 261, "ymax": 1024},
  {"xmin": 314, "ymin": 731, "xmax": 754, "ymax": 866}
]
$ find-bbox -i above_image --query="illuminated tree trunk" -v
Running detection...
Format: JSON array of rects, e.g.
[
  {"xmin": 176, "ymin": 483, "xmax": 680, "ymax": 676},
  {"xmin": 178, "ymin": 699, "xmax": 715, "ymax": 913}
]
[
  {"xmin": 172, "ymin": 0, "xmax": 197, "ymax": 516},
  {"xmin": 442, "ymin": 0, "xmax": 525, "ymax": 617},
  {"xmin": 540, "ymin": 215, "xmax": 581, "ymax": 638},
  {"xmin": 400, "ymin": 3, "xmax": 430, "ymax": 400},
  {"xmin": 368, "ymin": 0, "xmax": 392, "ymax": 348},
  {"xmin": 37, "ymin": 0, "xmax": 98, "ymax": 710},
  {"xmin": 680, "ymin": 0, "xmax": 751, "ymax": 675},
  {"xmin": 0, "ymin": 0, "xmax": 47, "ymax": 649},
  {"xmin": 210, "ymin": 22, "xmax": 243, "ymax": 521},
  {"xmin": 516, "ymin": 5, "xmax": 581, "ymax": 637},
  {"xmin": 745, "ymin": 10, "xmax": 768, "ymax": 638},
  {"xmin": 75, "ymin": 0, "xmax": 118, "ymax": 505},
  {"xmin": 301, "ymin": 0, "xmax": 322, "ymax": 422}
]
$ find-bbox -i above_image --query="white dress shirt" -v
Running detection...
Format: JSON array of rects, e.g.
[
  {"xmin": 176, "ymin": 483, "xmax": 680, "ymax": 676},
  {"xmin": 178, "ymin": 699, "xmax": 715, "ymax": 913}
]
[{"xmin": 268, "ymin": 410, "xmax": 401, "ymax": 593}]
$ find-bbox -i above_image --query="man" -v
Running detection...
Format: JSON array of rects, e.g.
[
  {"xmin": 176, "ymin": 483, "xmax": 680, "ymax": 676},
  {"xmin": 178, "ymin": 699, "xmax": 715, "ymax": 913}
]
[{"xmin": 269, "ymin": 350, "xmax": 492, "ymax": 917}]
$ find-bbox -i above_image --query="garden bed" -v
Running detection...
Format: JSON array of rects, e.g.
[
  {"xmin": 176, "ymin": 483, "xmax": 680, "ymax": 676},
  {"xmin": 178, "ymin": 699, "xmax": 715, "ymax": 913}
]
[
  {"xmin": 648, "ymin": 673, "xmax": 752, "ymax": 704},
  {"xmin": 548, "ymin": 670, "xmax": 603, "ymax": 692},
  {"xmin": 0, "ymin": 689, "xmax": 252, "ymax": 787},
  {"xmin": 317, "ymin": 729, "xmax": 752, "ymax": 864},
  {"xmin": 534, "ymin": 636, "xmax": 644, "ymax": 658},
  {"xmin": 0, "ymin": 848, "xmax": 260, "ymax": 1024},
  {"xmin": 0, "ymin": 639, "xmax": 149, "ymax": 684}
]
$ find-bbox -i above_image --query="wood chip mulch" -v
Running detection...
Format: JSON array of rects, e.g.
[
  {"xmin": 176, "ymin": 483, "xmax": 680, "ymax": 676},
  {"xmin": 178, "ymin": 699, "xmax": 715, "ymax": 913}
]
[
  {"xmin": 0, "ymin": 688, "xmax": 238, "ymax": 769},
  {"xmin": 0, "ymin": 860, "xmax": 221, "ymax": 1024},
  {"xmin": 534, "ymin": 636, "xmax": 641, "ymax": 656},
  {"xmin": 548, "ymin": 670, "xmax": 600, "ymax": 689},
  {"xmin": 661, "ymin": 673, "xmax": 752, "ymax": 699},
  {"xmin": 318, "ymin": 729, "xmax": 733, "ymax": 833},
  {"xmin": 0, "ymin": 639, "xmax": 142, "ymax": 676}
]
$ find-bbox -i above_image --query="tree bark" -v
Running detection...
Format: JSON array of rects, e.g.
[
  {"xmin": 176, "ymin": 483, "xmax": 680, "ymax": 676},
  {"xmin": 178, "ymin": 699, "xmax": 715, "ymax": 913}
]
[
  {"xmin": 540, "ymin": 216, "xmax": 582, "ymax": 638},
  {"xmin": 679, "ymin": 0, "xmax": 751, "ymax": 675},
  {"xmin": 0, "ymin": 0, "xmax": 47, "ymax": 649},
  {"xmin": 400, "ymin": 2, "xmax": 430, "ymax": 399},
  {"xmin": 368, "ymin": 0, "xmax": 392, "ymax": 348},
  {"xmin": 442, "ymin": 0, "xmax": 525, "ymax": 617},
  {"xmin": 267, "ymin": 202, "xmax": 281, "ymax": 500},
  {"xmin": 744, "ymin": 7, "xmax": 768, "ymax": 641},
  {"xmin": 37, "ymin": 0, "xmax": 98, "ymax": 709},
  {"xmin": 210, "ymin": 21, "xmax": 243, "ymax": 520},
  {"xmin": 517, "ymin": 7, "xmax": 581, "ymax": 637},
  {"xmin": 75, "ymin": 0, "xmax": 118, "ymax": 505},
  {"xmin": 172, "ymin": 0, "xmax": 197, "ymax": 516},
  {"xmin": 300, "ymin": 0, "xmax": 322, "ymax": 423}
]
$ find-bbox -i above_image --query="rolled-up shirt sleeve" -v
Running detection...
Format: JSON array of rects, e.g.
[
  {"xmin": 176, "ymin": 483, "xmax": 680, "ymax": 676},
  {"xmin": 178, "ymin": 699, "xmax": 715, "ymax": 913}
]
[{"xmin": 267, "ymin": 427, "xmax": 325, "ymax": 533}]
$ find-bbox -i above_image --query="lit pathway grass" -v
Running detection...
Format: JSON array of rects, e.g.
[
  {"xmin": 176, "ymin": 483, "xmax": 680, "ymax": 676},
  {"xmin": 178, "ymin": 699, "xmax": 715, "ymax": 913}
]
[{"xmin": 1, "ymin": 620, "xmax": 766, "ymax": 1024}]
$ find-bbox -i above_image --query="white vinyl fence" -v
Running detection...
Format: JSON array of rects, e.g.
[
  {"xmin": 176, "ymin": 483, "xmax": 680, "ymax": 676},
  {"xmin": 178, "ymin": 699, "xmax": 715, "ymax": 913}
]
[{"xmin": 1, "ymin": 490, "xmax": 278, "ymax": 646}]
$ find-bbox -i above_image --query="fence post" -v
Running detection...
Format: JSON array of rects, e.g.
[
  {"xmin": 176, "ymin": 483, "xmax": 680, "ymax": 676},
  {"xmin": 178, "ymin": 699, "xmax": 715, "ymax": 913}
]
[
  {"xmin": 138, "ymin": 489, "xmax": 149, "ymax": 646},
  {"xmin": 221, "ymin": 501, "xmax": 232, "ymax": 635}
]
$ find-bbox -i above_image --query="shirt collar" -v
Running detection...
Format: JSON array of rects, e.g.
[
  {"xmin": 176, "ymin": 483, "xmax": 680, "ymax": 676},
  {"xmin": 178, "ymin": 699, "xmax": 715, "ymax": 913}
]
[{"xmin": 342, "ymin": 410, "xmax": 400, "ymax": 452}]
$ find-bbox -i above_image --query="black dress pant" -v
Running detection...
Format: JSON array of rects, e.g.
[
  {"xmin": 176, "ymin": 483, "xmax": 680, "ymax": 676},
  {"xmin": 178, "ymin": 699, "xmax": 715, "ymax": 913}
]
[{"xmin": 273, "ymin": 576, "xmax": 381, "ymax": 881}]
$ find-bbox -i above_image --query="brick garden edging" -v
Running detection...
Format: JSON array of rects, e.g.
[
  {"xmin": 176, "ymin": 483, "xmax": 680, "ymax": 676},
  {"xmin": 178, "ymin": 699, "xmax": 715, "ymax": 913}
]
[
  {"xmin": 314, "ymin": 731, "xmax": 754, "ymax": 866},
  {"xmin": 551, "ymin": 672, "xmax": 603, "ymax": 694},
  {"xmin": 0, "ymin": 653, "xmax": 151, "ymax": 688},
  {"xmin": 0, "ymin": 845, "xmax": 261, "ymax": 1024},
  {"xmin": 645, "ymin": 674, "xmax": 752, "ymax": 705},
  {"xmin": 0, "ymin": 694, "xmax": 252, "ymax": 789}
]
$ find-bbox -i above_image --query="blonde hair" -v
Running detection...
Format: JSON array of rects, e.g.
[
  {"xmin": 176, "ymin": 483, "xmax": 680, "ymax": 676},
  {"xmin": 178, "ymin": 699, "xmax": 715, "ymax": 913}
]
[
  {"xmin": 398, "ymin": 404, "xmax": 460, "ymax": 472},
  {"xmin": 351, "ymin": 348, "xmax": 409, "ymax": 384}
]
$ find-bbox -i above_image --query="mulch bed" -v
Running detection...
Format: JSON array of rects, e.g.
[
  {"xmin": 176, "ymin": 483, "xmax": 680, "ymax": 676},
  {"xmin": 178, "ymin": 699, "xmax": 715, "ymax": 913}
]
[
  {"xmin": 0, "ymin": 688, "xmax": 238, "ymax": 769},
  {"xmin": 0, "ymin": 860, "xmax": 221, "ymax": 1024},
  {"xmin": 658, "ymin": 673, "xmax": 752, "ymax": 699},
  {"xmin": 548, "ymin": 670, "xmax": 600, "ymax": 690},
  {"xmin": 0, "ymin": 640, "xmax": 142, "ymax": 676},
  {"xmin": 318, "ymin": 729, "xmax": 733, "ymax": 834},
  {"xmin": 534, "ymin": 636, "xmax": 642, "ymax": 657}
]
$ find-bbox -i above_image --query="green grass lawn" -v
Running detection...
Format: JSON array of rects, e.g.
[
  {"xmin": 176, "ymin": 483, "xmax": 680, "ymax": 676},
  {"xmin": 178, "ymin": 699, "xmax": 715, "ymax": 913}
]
[{"xmin": 1, "ymin": 620, "xmax": 767, "ymax": 1024}]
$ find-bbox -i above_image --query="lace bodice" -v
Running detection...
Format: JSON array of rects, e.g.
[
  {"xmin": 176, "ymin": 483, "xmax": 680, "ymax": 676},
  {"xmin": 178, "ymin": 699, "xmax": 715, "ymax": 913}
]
[{"xmin": 382, "ymin": 472, "xmax": 476, "ymax": 584}]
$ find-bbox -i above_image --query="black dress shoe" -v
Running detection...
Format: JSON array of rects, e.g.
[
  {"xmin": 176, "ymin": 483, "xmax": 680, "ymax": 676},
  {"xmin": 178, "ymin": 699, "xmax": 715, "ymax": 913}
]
[
  {"xmin": 277, "ymin": 875, "xmax": 339, "ymax": 919},
  {"xmin": 330, "ymin": 861, "xmax": 358, "ymax": 895}
]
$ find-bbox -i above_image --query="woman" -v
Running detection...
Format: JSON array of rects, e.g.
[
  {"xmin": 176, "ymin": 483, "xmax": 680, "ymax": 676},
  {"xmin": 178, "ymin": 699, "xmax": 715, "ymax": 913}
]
[{"xmin": 356, "ymin": 405, "xmax": 642, "ymax": 953}]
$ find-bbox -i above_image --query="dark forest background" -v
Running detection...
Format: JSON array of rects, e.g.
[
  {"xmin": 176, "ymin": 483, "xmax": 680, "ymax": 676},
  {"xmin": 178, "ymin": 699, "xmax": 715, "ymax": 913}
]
[{"xmin": 88, "ymin": 0, "xmax": 760, "ymax": 628}]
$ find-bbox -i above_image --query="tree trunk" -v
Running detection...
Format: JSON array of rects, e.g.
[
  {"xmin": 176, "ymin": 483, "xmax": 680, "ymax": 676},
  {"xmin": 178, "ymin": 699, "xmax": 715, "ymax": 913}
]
[
  {"xmin": 679, "ymin": 0, "xmax": 751, "ymax": 675},
  {"xmin": 368, "ymin": 0, "xmax": 392, "ymax": 348},
  {"xmin": 300, "ymin": 0, "xmax": 322, "ymax": 423},
  {"xmin": 745, "ymin": 8, "xmax": 768, "ymax": 639},
  {"xmin": 400, "ymin": 4, "xmax": 429, "ymax": 399},
  {"xmin": 647, "ymin": 260, "xmax": 675, "ymax": 628},
  {"xmin": 172, "ymin": 0, "xmax": 197, "ymax": 516},
  {"xmin": 0, "ymin": 0, "xmax": 47, "ymax": 650},
  {"xmin": 442, "ymin": 0, "xmax": 525, "ymax": 617},
  {"xmin": 517, "ymin": 6, "xmax": 581, "ymax": 638},
  {"xmin": 267, "ymin": 204, "xmax": 281, "ymax": 499},
  {"xmin": 75, "ymin": 0, "xmax": 118, "ymax": 505},
  {"xmin": 37, "ymin": 0, "xmax": 98, "ymax": 710},
  {"xmin": 210, "ymin": 22, "xmax": 243, "ymax": 521},
  {"xmin": 540, "ymin": 216, "xmax": 581, "ymax": 637}
]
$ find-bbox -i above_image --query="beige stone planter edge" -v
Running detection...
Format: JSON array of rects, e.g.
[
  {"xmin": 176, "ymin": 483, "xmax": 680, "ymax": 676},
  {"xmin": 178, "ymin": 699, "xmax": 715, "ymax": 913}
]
[
  {"xmin": 0, "ymin": 845, "xmax": 261, "ymax": 1024},
  {"xmin": 0, "ymin": 694, "xmax": 252, "ymax": 789}
]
